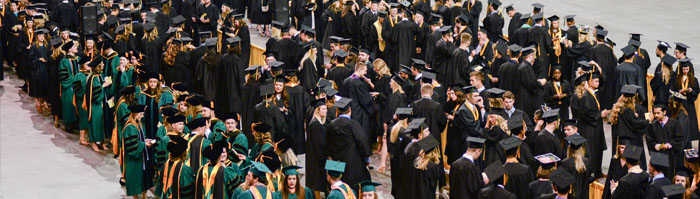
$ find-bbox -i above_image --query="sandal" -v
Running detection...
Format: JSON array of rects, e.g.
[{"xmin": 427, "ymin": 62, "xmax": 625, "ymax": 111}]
[
  {"xmin": 101, "ymin": 143, "xmax": 109, "ymax": 151},
  {"xmin": 91, "ymin": 144, "xmax": 102, "ymax": 152},
  {"xmin": 376, "ymin": 166, "xmax": 386, "ymax": 174},
  {"xmin": 79, "ymin": 140, "xmax": 89, "ymax": 146}
]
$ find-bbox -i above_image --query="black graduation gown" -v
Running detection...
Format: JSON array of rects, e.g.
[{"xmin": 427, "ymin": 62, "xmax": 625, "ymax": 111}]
[
  {"xmin": 383, "ymin": 92, "xmax": 407, "ymax": 123},
  {"xmin": 236, "ymin": 27, "xmax": 251, "ymax": 67},
  {"xmin": 424, "ymin": 31, "xmax": 442, "ymax": 67},
  {"xmin": 612, "ymin": 108, "xmax": 648, "ymax": 170},
  {"xmin": 240, "ymin": 81, "xmax": 261, "ymax": 141},
  {"xmin": 372, "ymin": 75, "xmax": 391, "ymax": 124},
  {"xmin": 510, "ymin": 26, "xmax": 529, "ymax": 48},
  {"xmin": 560, "ymin": 158, "xmax": 591, "ymax": 199},
  {"xmin": 396, "ymin": 142, "xmax": 421, "ymax": 199},
  {"xmin": 321, "ymin": 9, "xmax": 341, "ymax": 50},
  {"xmin": 515, "ymin": 61, "xmax": 543, "ymax": 117},
  {"xmin": 503, "ymin": 162, "xmax": 535, "ymax": 199},
  {"xmin": 449, "ymin": 157, "xmax": 485, "ymax": 199},
  {"xmin": 529, "ymin": 180, "xmax": 553, "ymax": 199},
  {"xmin": 611, "ymin": 172, "xmax": 649, "ymax": 199},
  {"xmin": 390, "ymin": 129, "xmax": 411, "ymax": 197},
  {"xmin": 410, "ymin": 97, "xmax": 446, "ymax": 141},
  {"xmin": 498, "ymin": 60, "xmax": 519, "ymax": 93},
  {"xmin": 17, "ymin": 30, "xmax": 33, "ymax": 80},
  {"xmin": 528, "ymin": 25, "xmax": 552, "ymax": 79},
  {"xmin": 650, "ymin": 70, "xmax": 675, "ymax": 105},
  {"xmin": 406, "ymin": 161, "xmax": 445, "ymax": 199},
  {"xmin": 392, "ymin": 19, "xmax": 421, "ymax": 69},
  {"xmin": 325, "ymin": 116, "xmax": 372, "ymax": 189},
  {"xmin": 591, "ymin": 43, "xmax": 618, "ymax": 110},
  {"xmin": 534, "ymin": 129, "xmax": 564, "ymax": 158},
  {"xmin": 483, "ymin": 12, "xmax": 504, "ymax": 42},
  {"xmin": 195, "ymin": 56, "xmax": 221, "ymax": 101},
  {"xmin": 29, "ymin": 45, "xmax": 50, "ymax": 98},
  {"xmin": 215, "ymin": 53, "xmax": 244, "ymax": 114},
  {"xmin": 647, "ymin": 118, "xmax": 684, "ymax": 174},
  {"xmin": 570, "ymin": 90, "xmax": 607, "ymax": 173},
  {"xmin": 326, "ymin": 64, "xmax": 352, "ymax": 89},
  {"xmin": 48, "ymin": 53, "xmax": 64, "ymax": 116},
  {"xmin": 341, "ymin": 12, "xmax": 360, "ymax": 47},
  {"xmin": 305, "ymin": 118, "xmax": 329, "ymax": 191},
  {"xmin": 671, "ymin": 76, "xmax": 700, "ymax": 140},
  {"xmin": 360, "ymin": 11, "xmax": 378, "ymax": 47},
  {"xmin": 602, "ymin": 158, "xmax": 627, "ymax": 199},
  {"xmin": 445, "ymin": 47, "xmax": 472, "ymax": 87},
  {"xmin": 300, "ymin": 59, "xmax": 319, "ymax": 90},
  {"xmin": 275, "ymin": 38, "xmax": 299, "ymax": 70},
  {"xmin": 647, "ymin": 176, "xmax": 672, "ymax": 199},
  {"xmin": 478, "ymin": 184, "xmax": 517, "ymax": 199},
  {"xmin": 507, "ymin": 12, "xmax": 522, "ymax": 38},
  {"xmin": 447, "ymin": 103, "xmax": 483, "ymax": 163},
  {"xmin": 340, "ymin": 76, "xmax": 374, "ymax": 138},
  {"xmin": 543, "ymin": 80, "xmax": 572, "ymax": 119},
  {"xmin": 633, "ymin": 48, "xmax": 652, "ymax": 73},
  {"xmin": 463, "ymin": 0, "xmax": 481, "ymax": 46},
  {"xmin": 611, "ymin": 62, "xmax": 647, "ymax": 103},
  {"xmin": 286, "ymin": 85, "xmax": 310, "ymax": 154},
  {"xmin": 195, "ymin": 3, "xmax": 220, "ymax": 34},
  {"xmin": 482, "ymin": 126, "xmax": 507, "ymax": 166},
  {"xmin": 435, "ymin": 39, "xmax": 457, "ymax": 84},
  {"xmin": 141, "ymin": 38, "xmax": 164, "ymax": 74}
]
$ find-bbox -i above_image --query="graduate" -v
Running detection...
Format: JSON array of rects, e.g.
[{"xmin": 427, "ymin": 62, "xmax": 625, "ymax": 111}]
[
  {"xmin": 58, "ymin": 41, "xmax": 80, "ymax": 131},
  {"xmin": 671, "ymin": 59, "xmax": 699, "ymax": 141},
  {"xmin": 212, "ymin": 113, "xmax": 248, "ymax": 152},
  {"xmin": 646, "ymin": 152, "xmax": 673, "ymax": 199},
  {"xmin": 406, "ymin": 134, "xmax": 446, "ymax": 199},
  {"xmin": 648, "ymin": 103, "xmax": 684, "ymax": 177},
  {"xmin": 445, "ymin": 31, "xmax": 473, "ymax": 87},
  {"xmin": 193, "ymin": 139, "xmax": 242, "ymax": 199},
  {"xmin": 515, "ymin": 46, "xmax": 544, "ymax": 117},
  {"xmin": 609, "ymin": 85, "xmax": 649, "ymax": 170},
  {"xmin": 534, "ymin": 109, "xmax": 564, "ymax": 158},
  {"xmin": 325, "ymin": 160, "xmax": 356, "ymax": 199},
  {"xmin": 542, "ymin": 65, "xmax": 572, "ymax": 119},
  {"xmin": 241, "ymin": 65, "xmax": 262, "ymax": 135},
  {"xmin": 28, "ymin": 29, "xmax": 50, "ymax": 113},
  {"xmin": 186, "ymin": 117, "xmax": 213, "ymax": 174},
  {"xmin": 602, "ymin": 136, "xmax": 632, "ymax": 199},
  {"xmin": 392, "ymin": 9, "xmax": 421, "ymax": 69},
  {"xmin": 74, "ymin": 56, "xmax": 91, "ymax": 148},
  {"xmin": 539, "ymin": 168, "xmax": 577, "ymax": 199},
  {"xmin": 248, "ymin": 123, "xmax": 274, "ymax": 166},
  {"xmin": 650, "ymin": 55, "xmax": 677, "ymax": 106},
  {"xmin": 325, "ymin": 97, "xmax": 372, "ymax": 193},
  {"xmin": 610, "ymin": 145, "xmax": 649, "ymax": 199},
  {"xmin": 449, "ymin": 137, "xmax": 486, "ymax": 199},
  {"xmin": 529, "ymin": 153, "xmax": 560, "ymax": 199},
  {"xmin": 388, "ymin": 108, "xmax": 412, "ymax": 197},
  {"xmin": 215, "ymin": 36, "xmax": 245, "ymax": 115},
  {"xmin": 280, "ymin": 165, "xmax": 313, "ymax": 199},
  {"xmin": 481, "ymin": 104, "xmax": 508, "ymax": 165},
  {"xmin": 672, "ymin": 168, "xmax": 699, "ymax": 199},
  {"xmin": 158, "ymin": 135, "xmax": 196, "ymax": 198},
  {"xmin": 570, "ymin": 71, "xmax": 607, "ymax": 175},
  {"xmin": 305, "ymin": 99, "xmax": 330, "ymax": 197},
  {"xmin": 122, "ymin": 104, "xmax": 155, "ymax": 198},
  {"xmin": 433, "ymin": 26, "xmax": 456, "ymax": 85},
  {"xmin": 253, "ymin": 82, "xmax": 287, "ymax": 137},
  {"xmin": 500, "ymin": 136, "xmax": 535, "ymax": 199},
  {"xmin": 497, "ymin": 44, "xmax": 521, "ymax": 94},
  {"xmin": 478, "ymin": 162, "xmax": 517, "ymax": 199},
  {"xmin": 86, "ymin": 57, "xmax": 110, "ymax": 151},
  {"xmin": 610, "ymin": 45, "xmax": 646, "ymax": 104},
  {"xmin": 482, "ymin": 0, "xmax": 503, "ymax": 42},
  {"xmin": 527, "ymin": 13, "xmax": 551, "ymax": 79},
  {"xmin": 560, "ymin": 134, "xmax": 590, "ymax": 199},
  {"xmin": 194, "ymin": 38, "xmax": 221, "ymax": 101},
  {"xmin": 590, "ymin": 28, "xmax": 618, "ymax": 110},
  {"xmin": 138, "ymin": 72, "xmax": 175, "ymax": 139},
  {"xmin": 48, "ymin": 38, "xmax": 65, "ymax": 127},
  {"xmin": 299, "ymin": 43, "xmax": 320, "ymax": 90},
  {"xmin": 327, "ymin": 50, "xmax": 352, "ymax": 89},
  {"xmin": 411, "ymin": 83, "xmax": 447, "ymax": 145},
  {"xmin": 283, "ymin": 70, "xmax": 311, "ymax": 154}
]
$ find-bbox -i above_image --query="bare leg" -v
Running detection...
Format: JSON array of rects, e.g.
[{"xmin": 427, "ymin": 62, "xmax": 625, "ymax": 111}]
[
  {"xmin": 377, "ymin": 132, "xmax": 388, "ymax": 173},
  {"xmin": 79, "ymin": 130, "xmax": 89, "ymax": 145},
  {"xmin": 35, "ymin": 98, "xmax": 42, "ymax": 113},
  {"xmin": 53, "ymin": 115, "xmax": 59, "ymax": 127},
  {"xmin": 91, "ymin": 142, "xmax": 101, "ymax": 152}
]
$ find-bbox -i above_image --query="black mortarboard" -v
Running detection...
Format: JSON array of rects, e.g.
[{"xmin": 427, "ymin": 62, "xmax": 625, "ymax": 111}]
[
  {"xmin": 622, "ymin": 145, "xmax": 643, "ymax": 160},
  {"xmin": 378, "ymin": 10, "xmax": 388, "ymax": 17},
  {"xmin": 144, "ymin": 22, "xmax": 156, "ymax": 32},
  {"xmin": 565, "ymin": 15, "xmax": 575, "ymax": 22},
  {"xmin": 232, "ymin": 13, "xmax": 244, "ymax": 20},
  {"xmin": 489, "ymin": 0, "xmax": 502, "ymax": 7},
  {"xmin": 504, "ymin": 3, "xmax": 514, "ymax": 11},
  {"xmin": 676, "ymin": 42, "xmax": 690, "ymax": 52},
  {"xmin": 77, "ymin": 56, "xmax": 90, "ymax": 66},
  {"xmin": 463, "ymin": 86, "xmax": 477, "ymax": 93},
  {"xmin": 486, "ymin": 88, "xmax": 505, "ymax": 98},
  {"xmin": 532, "ymin": 13, "xmax": 544, "ymax": 21},
  {"xmin": 547, "ymin": 15, "xmax": 559, "ymax": 21},
  {"xmin": 203, "ymin": 140, "xmax": 228, "ymax": 162},
  {"xmin": 269, "ymin": 61, "xmax": 284, "ymax": 71},
  {"xmin": 317, "ymin": 79, "xmax": 332, "ymax": 88},
  {"xmin": 283, "ymin": 69, "xmax": 297, "ymax": 77},
  {"xmin": 61, "ymin": 41, "xmax": 75, "ymax": 51},
  {"xmin": 438, "ymin": 26, "xmax": 453, "ymax": 34},
  {"xmin": 676, "ymin": 167, "xmax": 694, "ymax": 177},
  {"xmin": 449, "ymin": 83, "xmax": 465, "ymax": 93},
  {"xmin": 245, "ymin": 65, "xmax": 259, "ymax": 75},
  {"xmin": 407, "ymin": 118, "xmax": 426, "ymax": 130},
  {"xmin": 116, "ymin": 25, "xmax": 126, "ymax": 34},
  {"xmin": 171, "ymin": 15, "xmax": 185, "ymax": 26},
  {"xmin": 499, "ymin": 136, "xmax": 522, "ymax": 151},
  {"xmin": 185, "ymin": 94, "xmax": 204, "ymax": 106},
  {"xmin": 521, "ymin": 46, "xmax": 535, "ymax": 56},
  {"xmin": 323, "ymin": 86, "xmax": 339, "ymax": 96},
  {"xmin": 260, "ymin": 83, "xmax": 274, "ymax": 96},
  {"xmin": 565, "ymin": 134, "xmax": 587, "ymax": 149},
  {"xmin": 199, "ymin": 31, "xmax": 213, "ymax": 39},
  {"xmin": 662, "ymin": 55, "xmax": 678, "ymax": 67},
  {"xmin": 226, "ymin": 36, "xmax": 242, "ymax": 45},
  {"xmin": 252, "ymin": 123, "xmax": 272, "ymax": 132},
  {"xmin": 484, "ymin": 162, "xmax": 506, "ymax": 183},
  {"xmin": 271, "ymin": 20, "xmax": 286, "ymax": 29},
  {"xmin": 662, "ymin": 184, "xmax": 685, "ymax": 198},
  {"xmin": 392, "ymin": 74, "xmax": 406, "ymax": 86},
  {"xmin": 310, "ymin": 99, "xmax": 326, "ymax": 109},
  {"xmin": 400, "ymin": 65, "xmax": 411, "ymax": 74},
  {"xmin": 561, "ymin": 119, "xmax": 577, "ymax": 127},
  {"xmin": 628, "ymin": 39, "xmax": 641, "ymax": 48},
  {"xmin": 456, "ymin": 15, "xmax": 469, "ymax": 25},
  {"xmin": 201, "ymin": 100, "xmax": 215, "ymax": 110},
  {"xmin": 161, "ymin": 106, "xmax": 179, "ymax": 118},
  {"xmin": 421, "ymin": 71, "xmax": 436, "ymax": 83},
  {"xmin": 166, "ymin": 114, "xmax": 185, "ymax": 124},
  {"xmin": 550, "ymin": 168, "xmax": 576, "ymax": 188},
  {"xmin": 334, "ymin": 97, "xmax": 352, "ymax": 111},
  {"xmin": 467, "ymin": 137, "xmax": 486, "ymax": 148},
  {"xmin": 35, "ymin": 29, "xmax": 49, "ymax": 34},
  {"xmin": 520, "ymin": 13, "xmax": 531, "ymax": 20},
  {"xmin": 621, "ymin": 45, "xmax": 636, "ymax": 57},
  {"xmin": 388, "ymin": 2, "xmax": 399, "ymax": 8},
  {"xmin": 531, "ymin": 3, "xmax": 544, "ymax": 9},
  {"xmin": 301, "ymin": 26, "xmax": 315, "ymax": 37},
  {"xmin": 649, "ymin": 151, "xmax": 670, "ymax": 168},
  {"xmin": 621, "ymin": 84, "xmax": 641, "ymax": 97},
  {"xmin": 128, "ymin": 104, "xmax": 147, "ymax": 113},
  {"xmin": 507, "ymin": 114, "xmax": 524, "ymax": 130},
  {"xmin": 535, "ymin": 153, "xmax": 560, "ymax": 169},
  {"xmin": 329, "ymin": 36, "xmax": 344, "ymax": 43},
  {"xmin": 508, "ymin": 44, "xmax": 522, "ymax": 53},
  {"xmin": 596, "ymin": 29, "xmax": 608, "ymax": 37},
  {"xmin": 51, "ymin": 38, "xmax": 63, "ymax": 48},
  {"xmin": 167, "ymin": 136, "xmax": 188, "ymax": 157},
  {"xmin": 629, "ymin": 33, "xmax": 643, "ymax": 41},
  {"xmin": 542, "ymin": 109, "xmax": 559, "ymax": 123},
  {"xmin": 204, "ymin": 38, "xmax": 217, "ymax": 47},
  {"xmin": 349, "ymin": 47, "xmax": 359, "ymax": 55},
  {"xmin": 334, "ymin": 49, "xmax": 349, "ymax": 58},
  {"xmin": 395, "ymin": 107, "xmax": 413, "ymax": 119},
  {"xmin": 417, "ymin": 135, "xmax": 439, "ymax": 152},
  {"xmin": 679, "ymin": 58, "xmax": 693, "ymax": 67}
]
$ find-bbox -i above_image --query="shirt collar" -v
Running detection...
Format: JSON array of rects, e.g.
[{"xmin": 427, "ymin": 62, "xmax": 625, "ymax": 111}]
[
  {"xmin": 652, "ymin": 173, "xmax": 666, "ymax": 181},
  {"xmin": 660, "ymin": 117, "xmax": 668, "ymax": 125},
  {"xmin": 463, "ymin": 153, "xmax": 474, "ymax": 162},
  {"xmin": 339, "ymin": 114, "xmax": 351, "ymax": 119},
  {"xmin": 477, "ymin": 86, "xmax": 485, "ymax": 93},
  {"xmin": 414, "ymin": 73, "xmax": 422, "ymax": 80},
  {"xmin": 332, "ymin": 180, "xmax": 344, "ymax": 187}
]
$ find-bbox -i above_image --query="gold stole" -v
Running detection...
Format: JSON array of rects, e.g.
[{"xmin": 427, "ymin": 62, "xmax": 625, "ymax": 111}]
[
  {"xmin": 162, "ymin": 160, "xmax": 182, "ymax": 197},
  {"xmin": 553, "ymin": 81, "xmax": 562, "ymax": 104},
  {"xmin": 466, "ymin": 103, "xmax": 479, "ymax": 121},
  {"xmin": 202, "ymin": 163, "xmax": 221, "ymax": 198},
  {"xmin": 683, "ymin": 77, "xmax": 689, "ymax": 91},
  {"xmin": 373, "ymin": 20, "xmax": 384, "ymax": 51},
  {"xmin": 586, "ymin": 88, "xmax": 600, "ymax": 110}
]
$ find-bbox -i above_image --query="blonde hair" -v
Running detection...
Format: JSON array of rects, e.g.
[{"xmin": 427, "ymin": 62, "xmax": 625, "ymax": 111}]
[
  {"xmin": 373, "ymin": 59, "xmax": 391, "ymax": 76},
  {"xmin": 390, "ymin": 119, "xmax": 409, "ymax": 143},
  {"xmin": 567, "ymin": 145, "xmax": 587, "ymax": 173},
  {"xmin": 299, "ymin": 46, "xmax": 317, "ymax": 71},
  {"xmin": 312, "ymin": 105, "xmax": 327, "ymax": 125},
  {"xmin": 414, "ymin": 148, "xmax": 440, "ymax": 170},
  {"xmin": 144, "ymin": 26, "xmax": 159, "ymax": 41},
  {"xmin": 662, "ymin": 62, "xmax": 672, "ymax": 84},
  {"xmin": 491, "ymin": 114, "xmax": 511, "ymax": 136},
  {"xmin": 609, "ymin": 96, "xmax": 635, "ymax": 125}
]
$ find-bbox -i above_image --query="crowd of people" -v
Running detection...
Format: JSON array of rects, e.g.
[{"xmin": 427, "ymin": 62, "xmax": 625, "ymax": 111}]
[{"xmin": 1, "ymin": 0, "xmax": 700, "ymax": 198}]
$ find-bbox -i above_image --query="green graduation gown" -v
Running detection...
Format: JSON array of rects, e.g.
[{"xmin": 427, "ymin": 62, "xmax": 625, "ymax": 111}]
[
  {"xmin": 193, "ymin": 162, "xmax": 241, "ymax": 199},
  {"xmin": 87, "ymin": 74, "xmax": 105, "ymax": 142},
  {"xmin": 237, "ymin": 185, "xmax": 281, "ymax": 199},
  {"xmin": 122, "ymin": 122, "xmax": 154, "ymax": 195},
  {"xmin": 158, "ymin": 159, "xmax": 196, "ymax": 199},
  {"xmin": 73, "ymin": 71, "xmax": 89, "ymax": 130},
  {"xmin": 326, "ymin": 182, "xmax": 355, "ymax": 199},
  {"xmin": 186, "ymin": 134, "xmax": 212, "ymax": 174},
  {"xmin": 59, "ymin": 56, "xmax": 79, "ymax": 124}
]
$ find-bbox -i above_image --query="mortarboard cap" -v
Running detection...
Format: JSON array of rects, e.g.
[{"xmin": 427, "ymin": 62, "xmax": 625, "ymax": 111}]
[
  {"xmin": 596, "ymin": 29, "xmax": 608, "ymax": 37},
  {"xmin": 486, "ymin": 88, "xmax": 505, "ymax": 98},
  {"xmin": 649, "ymin": 151, "xmax": 670, "ymax": 168},
  {"xmin": 128, "ymin": 104, "xmax": 147, "ymax": 113},
  {"xmin": 676, "ymin": 167, "xmax": 694, "ymax": 177},
  {"xmin": 621, "ymin": 45, "xmax": 637, "ymax": 57},
  {"xmin": 269, "ymin": 61, "xmax": 284, "ymax": 70},
  {"xmin": 323, "ymin": 86, "xmax": 339, "ymax": 96},
  {"xmin": 456, "ymin": 14, "xmax": 469, "ymax": 25},
  {"xmin": 395, "ymin": 107, "xmax": 413, "ymax": 119},
  {"xmin": 421, "ymin": 71, "xmax": 436, "ymax": 83},
  {"xmin": 620, "ymin": 84, "xmax": 642, "ymax": 97},
  {"xmin": 629, "ymin": 33, "xmax": 643, "ymax": 41},
  {"xmin": 282, "ymin": 165, "xmax": 302, "ymax": 176},
  {"xmin": 226, "ymin": 36, "xmax": 242, "ymax": 45},
  {"xmin": 521, "ymin": 46, "xmax": 535, "ymax": 56},
  {"xmin": 531, "ymin": 3, "xmax": 545, "ymax": 9},
  {"xmin": 185, "ymin": 94, "xmax": 204, "ymax": 106},
  {"xmin": 535, "ymin": 153, "xmax": 560, "ymax": 169},
  {"xmin": 166, "ymin": 114, "xmax": 186, "ymax": 124},
  {"xmin": 204, "ymin": 38, "xmax": 217, "ymax": 47},
  {"xmin": 499, "ymin": 136, "xmax": 523, "ymax": 151},
  {"xmin": 495, "ymin": 40, "xmax": 508, "ymax": 55},
  {"xmin": 310, "ymin": 99, "xmax": 326, "ymax": 109},
  {"xmin": 662, "ymin": 55, "xmax": 678, "ymax": 67},
  {"xmin": 378, "ymin": 10, "xmax": 388, "ymax": 17},
  {"xmin": 508, "ymin": 44, "xmax": 523, "ymax": 53},
  {"xmin": 484, "ymin": 162, "xmax": 506, "ymax": 183},
  {"xmin": 504, "ymin": 4, "xmax": 514, "ymax": 11},
  {"xmin": 51, "ymin": 38, "xmax": 63, "ymax": 48},
  {"xmin": 186, "ymin": 117, "xmax": 207, "ymax": 129},
  {"xmin": 662, "ymin": 184, "xmax": 685, "ymax": 198},
  {"xmin": 167, "ymin": 136, "xmax": 188, "ymax": 157},
  {"xmin": 359, "ymin": 181, "xmax": 382, "ymax": 193},
  {"xmin": 61, "ymin": 41, "xmax": 75, "ymax": 51},
  {"xmin": 334, "ymin": 49, "xmax": 349, "ymax": 58},
  {"xmin": 329, "ymin": 36, "xmax": 344, "ymax": 43},
  {"xmin": 542, "ymin": 109, "xmax": 559, "ymax": 123},
  {"xmin": 467, "ymin": 137, "xmax": 486, "ymax": 148},
  {"xmin": 507, "ymin": 114, "xmax": 524, "ymax": 130},
  {"xmin": 325, "ymin": 160, "xmax": 346, "ymax": 177},
  {"xmin": 334, "ymin": 97, "xmax": 352, "ymax": 111},
  {"xmin": 628, "ymin": 39, "xmax": 641, "ymax": 48},
  {"xmin": 260, "ymin": 83, "xmax": 275, "ymax": 96},
  {"xmin": 676, "ymin": 42, "xmax": 690, "ymax": 52},
  {"xmin": 565, "ymin": 134, "xmax": 587, "ymax": 149},
  {"xmin": 550, "ymin": 168, "xmax": 576, "ymax": 188},
  {"xmin": 520, "ymin": 13, "xmax": 531, "ymax": 20},
  {"xmin": 463, "ymin": 86, "xmax": 477, "ymax": 93},
  {"xmin": 685, "ymin": 148, "xmax": 699, "ymax": 161},
  {"xmin": 252, "ymin": 123, "xmax": 272, "ymax": 133},
  {"xmin": 172, "ymin": 15, "xmax": 185, "ymax": 26},
  {"xmin": 34, "ymin": 29, "xmax": 49, "ymax": 34},
  {"xmin": 547, "ymin": 15, "xmax": 559, "ymax": 21},
  {"xmin": 417, "ymin": 135, "xmax": 439, "ymax": 152},
  {"xmin": 622, "ymin": 145, "xmax": 643, "ymax": 160},
  {"xmin": 561, "ymin": 119, "xmax": 577, "ymax": 127},
  {"xmin": 250, "ymin": 161, "xmax": 272, "ymax": 178},
  {"xmin": 532, "ymin": 13, "xmax": 544, "ymax": 21},
  {"xmin": 438, "ymin": 26, "xmax": 453, "ymax": 34},
  {"xmin": 565, "ymin": 15, "xmax": 576, "ymax": 22},
  {"xmin": 144, "ymin": 22, "xmax": 156, "ymax": 32}
]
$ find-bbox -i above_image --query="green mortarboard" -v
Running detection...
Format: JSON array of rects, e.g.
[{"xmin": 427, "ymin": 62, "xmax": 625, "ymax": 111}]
[
  {"xmin": 325, "ymin": 160, "xmax": 346, "ymax": 177},
  {"xmin": 535, "ymin": 153, "xmax": 560, "ymax": 169},
  {"xmin": 358, "ymin": 181, "xmax": 382, "ymax": 193},
  {"xmin": 649, "ymin": 151, "xmax": 670, "ymax": 168},
  {"xmin": 282, "ymin": 165, "xmax": 302, "ymax": 176},
  {"xmin": 564, "ymin": 134, "xmax": 587, "ymax": 149},
  {"xmin": 499, "ymin": 136, "xmax": 522, "ymax": 151},
  {"xmin": 250, "ymin": 161, "xmax": 272, "ymax": 178},
  {"xmin": 622, "ymin": 145, "xmax": 643, "ymax": 160}
]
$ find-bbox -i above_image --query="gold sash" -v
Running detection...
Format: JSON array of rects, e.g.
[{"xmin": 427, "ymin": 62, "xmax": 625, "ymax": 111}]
[{"xmin": 373, "ymin": 21, "xmax": 385, "ymax": 51}]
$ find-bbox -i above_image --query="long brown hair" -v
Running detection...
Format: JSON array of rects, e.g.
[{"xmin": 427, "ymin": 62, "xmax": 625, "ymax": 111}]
[
  {"xmin": 164, "ymin": 43, "xmax": 179, "ymax": 66},
  {"xmin": 609, "ymin": 96, "xmax": 635, "ymax": 125},
  {"xmin": 280, "ymin": 174, "xmax": 306, "ymax": 199},
  {"xmin": 675, "ymin": 66, "xmax": 696, "ymax": 89}
]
